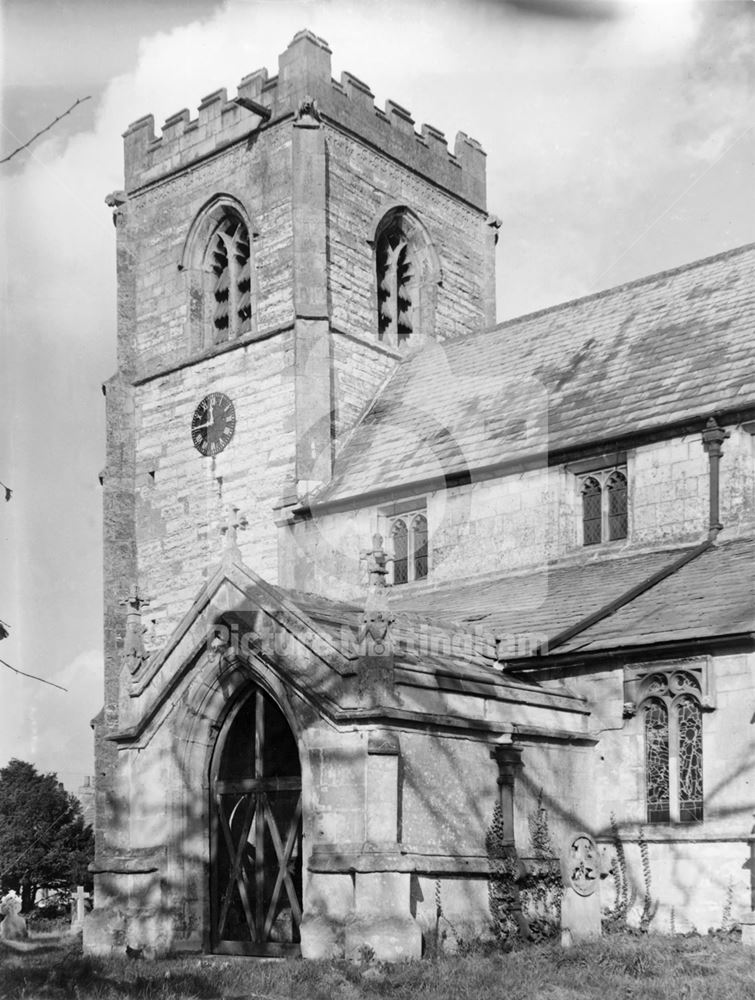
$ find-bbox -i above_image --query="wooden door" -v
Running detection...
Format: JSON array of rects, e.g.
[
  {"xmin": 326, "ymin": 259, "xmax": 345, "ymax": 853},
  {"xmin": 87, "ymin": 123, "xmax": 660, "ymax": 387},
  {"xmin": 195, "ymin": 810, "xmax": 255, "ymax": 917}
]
[{"xmin": 210, "ymin": 686, "xmax": 302, "ymax": 955}]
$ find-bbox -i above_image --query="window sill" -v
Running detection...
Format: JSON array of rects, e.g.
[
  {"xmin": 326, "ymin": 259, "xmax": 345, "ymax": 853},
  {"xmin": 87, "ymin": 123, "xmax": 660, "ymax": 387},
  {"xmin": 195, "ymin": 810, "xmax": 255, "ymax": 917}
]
[
  {"xmin": 595, "ymin": 824, "xmax": 752, "ymax": 844},
  {"xmin": 582, "ymin": 537, "xmax": 630, "ymax": 550}
]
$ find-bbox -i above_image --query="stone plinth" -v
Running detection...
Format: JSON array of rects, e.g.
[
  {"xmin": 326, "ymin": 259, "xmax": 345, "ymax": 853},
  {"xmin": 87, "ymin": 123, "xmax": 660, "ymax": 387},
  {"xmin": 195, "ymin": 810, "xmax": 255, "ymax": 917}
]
[{"xmin": 345, "ymin": 872, "xmax": 422, "ymax": 961}]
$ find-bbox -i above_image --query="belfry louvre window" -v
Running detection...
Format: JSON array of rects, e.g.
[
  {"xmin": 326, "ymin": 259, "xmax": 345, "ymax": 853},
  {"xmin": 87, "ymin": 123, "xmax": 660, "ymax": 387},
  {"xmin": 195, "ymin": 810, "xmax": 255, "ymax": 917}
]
[
  {"xmin": 377, "ymin": 220, "xmax": 414, "ymax": 346},
  {"xmin": 641, "ymin": 672, "xmax": 704, "ymax": 824},
  {"xmin": 373, "ymin": 207, "xmax": 440, "ymax": 350},
  {"xmin": 390, "ymin": 513, "xmax": 428, "ymax": 585},
  {"xmin": 209, "ymin": 216, "xmax": 252, "ymax": 342},
  {"xmin": 580, "ymin": 468, "xmax": 628, "ymax": 545}
]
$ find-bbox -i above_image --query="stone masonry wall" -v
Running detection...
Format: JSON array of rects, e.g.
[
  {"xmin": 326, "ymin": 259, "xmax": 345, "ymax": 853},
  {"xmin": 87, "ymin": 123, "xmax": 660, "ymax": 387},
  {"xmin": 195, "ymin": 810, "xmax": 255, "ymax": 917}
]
[
  {"xmin": 120, "ymin": 125, "xmax": 293, "ymax": 380},
  {"xmin": 331, "ymin": 334, "xmax": 397, "ymax": 444},
  {"xmin": 287, "ymin": 427, "xmax": 755, "ymax": 598},
  {"xmin": 325, "ymin": 126, "xmax": 494, "ymax": 343},
  {"xmin": 631, "ymin": 427, "xmax": 755, "ymax": 543},
  {"xmin": 134, "ymin": 334, "xmax": 295, "ymax": 649},
  {"xmin": 571, "ymin": 652, "xmax": 755, "ymax": 932}
]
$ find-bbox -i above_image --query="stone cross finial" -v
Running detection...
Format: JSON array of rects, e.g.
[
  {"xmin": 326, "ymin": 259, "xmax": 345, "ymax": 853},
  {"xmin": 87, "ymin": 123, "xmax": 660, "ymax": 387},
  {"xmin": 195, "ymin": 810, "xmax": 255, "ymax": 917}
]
[
  {"xmin": 356, "ymin": 533, "xmax": 398, "ymax": 706},
  {"xmin": 120, "ymin": 584, "xmax": 151, "ymax": 614},
  {"xmin": 119, "ymin": 585, "xmax": 153, "ymax": 675},
  {"xmin": 220, "ymin": 505, "xmax": 248, "ymax": 554},
  {"xmin": 360, "ymin": 532, "xmax": 392, "ymax": 590}
]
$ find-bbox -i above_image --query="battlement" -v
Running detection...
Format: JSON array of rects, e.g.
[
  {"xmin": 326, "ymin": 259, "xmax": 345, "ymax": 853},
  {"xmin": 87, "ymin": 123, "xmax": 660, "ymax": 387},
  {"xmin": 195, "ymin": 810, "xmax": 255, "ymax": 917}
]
[{"xmin": 123, "ymin": 30, "xmax": 486, "ymax": 208}]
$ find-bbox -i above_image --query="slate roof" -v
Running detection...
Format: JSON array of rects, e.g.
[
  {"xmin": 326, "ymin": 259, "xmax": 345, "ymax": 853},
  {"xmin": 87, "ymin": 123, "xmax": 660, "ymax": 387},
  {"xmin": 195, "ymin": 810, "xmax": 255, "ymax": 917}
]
[
  {"xmin": 553, "ymin": 533, "xmax": 755, "ymax": 655},
  {"xmin": 388, "ymin": 533, "xmax": 755, "ymax": 660},
  {"xmin": 320, "ymin": 243, "xmax": 755, "ymax": 504}
]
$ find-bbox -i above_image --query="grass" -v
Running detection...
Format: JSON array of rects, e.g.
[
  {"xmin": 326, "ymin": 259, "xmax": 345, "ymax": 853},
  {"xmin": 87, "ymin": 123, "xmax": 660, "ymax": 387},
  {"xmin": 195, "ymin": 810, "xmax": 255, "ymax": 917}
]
[{"xmin": 1, "ymin": 933, "xmax": 753, "ymax": 1000}]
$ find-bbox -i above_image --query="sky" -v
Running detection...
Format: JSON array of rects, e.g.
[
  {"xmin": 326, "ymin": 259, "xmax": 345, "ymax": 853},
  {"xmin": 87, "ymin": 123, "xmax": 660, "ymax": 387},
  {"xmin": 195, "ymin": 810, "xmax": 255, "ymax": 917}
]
[{"xmin": 0, "ymin": 0, "xmax": 753, "ymax": 792}]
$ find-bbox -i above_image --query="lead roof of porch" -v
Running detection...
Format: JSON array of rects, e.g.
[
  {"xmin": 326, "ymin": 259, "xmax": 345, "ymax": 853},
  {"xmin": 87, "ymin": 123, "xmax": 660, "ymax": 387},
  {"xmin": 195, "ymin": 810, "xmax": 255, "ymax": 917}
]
[
  {"xmin": 287, "ymin": 588, "xmax": 584, "ymax": 706},
  {"xmin": 318, "ymin": 242, "xmax": 755, "ymax": 505}
]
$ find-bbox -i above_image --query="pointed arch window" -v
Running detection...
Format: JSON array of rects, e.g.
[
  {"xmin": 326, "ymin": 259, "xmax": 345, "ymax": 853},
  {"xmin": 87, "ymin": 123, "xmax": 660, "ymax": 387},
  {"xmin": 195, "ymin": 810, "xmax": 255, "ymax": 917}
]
[
  {"xmin": 638, "ymin": 670, "xmax": 705, "ymax": 824},
  {"xmin": 581, "ymin": 477, "xmax": 602, "ymax": 546},
  {"xmin": 391, "ymin": 519, "xmax": 409, "ymax": 585},
  {"xmin": 181, "ymin": 197, "xmax": 258, "ymax": 355},
  {"xmin": 412, "ymin": 514, "xmax": 428, "ymax": 580},
  {"xmin": 607, "ymin": 471, "xmax": 628, "ymax": 540},
  {"xmin": 377, "ymin": 222, "xmax": 414, "ymax": 346},
  {"xmin": 578, "ymin": 467, "xmax": 628, "ymax": 546},
  {"xmin": 373, "ymin": 207, "xmax": 440, "ymax": 350},
  {"xmin": 677, "ymin": 696, "xmax": 703, "ymax": 822},
  {"xmin": 387, "ymin": 508, "xmax": 429, "ymax": 585},
  {"xmin": 208, "ymin": 216, "xmax": 253, "ymax": 343}
]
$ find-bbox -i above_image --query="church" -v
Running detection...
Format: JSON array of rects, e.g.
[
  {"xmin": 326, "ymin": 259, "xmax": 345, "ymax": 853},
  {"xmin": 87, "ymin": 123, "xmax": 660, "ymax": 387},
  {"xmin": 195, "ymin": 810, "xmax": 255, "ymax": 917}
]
[{"xmin": 86, "ymin": 31, "xmax": 755, "ymax": 959}]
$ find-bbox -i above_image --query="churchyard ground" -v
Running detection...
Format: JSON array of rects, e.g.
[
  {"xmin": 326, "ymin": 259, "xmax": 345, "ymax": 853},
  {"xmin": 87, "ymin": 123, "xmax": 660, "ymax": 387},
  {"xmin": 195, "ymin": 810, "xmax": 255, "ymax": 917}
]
[{"xmin": 1, "ymin": 933, "xmax": 754, "ymax": 999}]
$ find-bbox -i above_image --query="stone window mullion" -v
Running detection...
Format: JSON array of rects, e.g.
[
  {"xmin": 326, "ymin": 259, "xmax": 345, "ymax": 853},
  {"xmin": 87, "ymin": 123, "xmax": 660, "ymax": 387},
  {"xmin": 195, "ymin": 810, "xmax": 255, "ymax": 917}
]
[
  {"xmin": 225, "ymin": 231, "xmax": 240, "ymax": 337},
  {"xmin": 668, "ymin": 705, "xmax": 681, "ymax": 823}
]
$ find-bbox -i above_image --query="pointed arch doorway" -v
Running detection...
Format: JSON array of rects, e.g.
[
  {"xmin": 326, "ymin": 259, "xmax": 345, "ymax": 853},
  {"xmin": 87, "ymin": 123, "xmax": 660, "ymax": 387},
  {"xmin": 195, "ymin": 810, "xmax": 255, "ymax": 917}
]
[{"xmin": 210, "ymin": 683, "xmax": 303, "ymax": 955}]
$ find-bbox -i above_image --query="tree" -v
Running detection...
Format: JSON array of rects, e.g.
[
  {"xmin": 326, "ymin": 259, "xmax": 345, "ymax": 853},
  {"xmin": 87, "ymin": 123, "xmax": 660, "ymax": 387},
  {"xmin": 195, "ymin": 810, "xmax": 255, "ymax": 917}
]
[{"xmin": 0, "ymin": 759, "xmax": 93, "ymax": 912}]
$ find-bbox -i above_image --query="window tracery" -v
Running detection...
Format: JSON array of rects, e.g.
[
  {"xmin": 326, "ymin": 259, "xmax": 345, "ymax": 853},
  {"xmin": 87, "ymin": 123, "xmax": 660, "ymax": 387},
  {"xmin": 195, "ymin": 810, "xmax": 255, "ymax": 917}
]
[{"xmin": 632, "ymin": 668, "xmax": 706, "ymax": 824}]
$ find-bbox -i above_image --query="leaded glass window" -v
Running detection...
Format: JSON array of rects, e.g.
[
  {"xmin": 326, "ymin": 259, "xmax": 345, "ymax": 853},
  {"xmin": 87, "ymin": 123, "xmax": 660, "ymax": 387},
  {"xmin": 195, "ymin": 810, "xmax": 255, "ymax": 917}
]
[
  {"xmin": 387, "ymin": 508, "xmax": 429, "ymax": 585},
  {"xmin": 637, "ymin": 671, "xmax": 706, "ymax": 825},
  {"xmin": 391, "ymin": 519, "xmax": 408, "ymax": 585},
  {"xmin": 607, "ymin": 471, "xmax": 628, "ymax": 541},
  {"xmin": 412, "ymin": 515, "xmax": 428, "ymax": 580},
  {"xmin": 582, "ymin": 477, "xmax": 602, "ymax": 546},
  {"xmin": 677, "ymin": 696, "xmax": 703, "ymax": 822},
  {"xmin": 644, "ymin": 699, "xmax": 670, "ymax": 824},
  {"xmin": 578, "ymin": 467, "xmax": 628, "ymax": 546}
]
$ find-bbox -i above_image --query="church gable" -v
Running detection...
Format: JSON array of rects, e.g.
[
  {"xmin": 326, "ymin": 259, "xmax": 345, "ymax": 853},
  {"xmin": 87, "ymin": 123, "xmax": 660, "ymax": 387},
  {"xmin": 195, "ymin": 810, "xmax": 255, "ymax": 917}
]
[{"xmin": 111, "ymin": 556, "xmax": 359, "ymax": 747}]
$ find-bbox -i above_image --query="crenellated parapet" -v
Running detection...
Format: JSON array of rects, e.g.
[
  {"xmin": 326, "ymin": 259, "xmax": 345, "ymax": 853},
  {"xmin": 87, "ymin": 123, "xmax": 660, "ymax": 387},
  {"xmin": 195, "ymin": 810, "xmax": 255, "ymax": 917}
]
[{"xmin": 122, "ymin": 29, "xmax": 487, "ymax": 208}]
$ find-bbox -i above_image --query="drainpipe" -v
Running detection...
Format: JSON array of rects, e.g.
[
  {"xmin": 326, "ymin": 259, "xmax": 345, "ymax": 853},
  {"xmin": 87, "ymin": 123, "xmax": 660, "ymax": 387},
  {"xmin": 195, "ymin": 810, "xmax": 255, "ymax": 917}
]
[{"xmin": 701, "ymin": 417, "xmax": 730, "ymax": 538}]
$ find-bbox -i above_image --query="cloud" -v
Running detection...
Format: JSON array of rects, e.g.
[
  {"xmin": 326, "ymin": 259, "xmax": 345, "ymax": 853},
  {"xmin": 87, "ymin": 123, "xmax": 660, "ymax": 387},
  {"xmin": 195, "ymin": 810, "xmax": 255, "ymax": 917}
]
[{"xmin": 0, "ymin": 649, "xmax": 101, "ymax": 791}]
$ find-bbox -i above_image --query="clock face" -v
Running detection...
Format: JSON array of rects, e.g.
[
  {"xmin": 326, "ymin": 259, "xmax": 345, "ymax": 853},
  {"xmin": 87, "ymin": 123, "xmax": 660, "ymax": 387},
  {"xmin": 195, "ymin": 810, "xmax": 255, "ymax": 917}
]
[{"xmin": 191, "ymin": 392, "xmax": 236, "ymax": 457}]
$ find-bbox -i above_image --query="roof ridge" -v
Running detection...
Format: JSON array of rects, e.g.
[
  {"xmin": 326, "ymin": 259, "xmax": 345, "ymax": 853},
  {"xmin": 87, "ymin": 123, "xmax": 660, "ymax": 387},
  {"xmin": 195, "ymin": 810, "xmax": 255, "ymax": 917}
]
[{"xmin": 438, "ymin": 240, "xmax": 755, "ymax": 350}]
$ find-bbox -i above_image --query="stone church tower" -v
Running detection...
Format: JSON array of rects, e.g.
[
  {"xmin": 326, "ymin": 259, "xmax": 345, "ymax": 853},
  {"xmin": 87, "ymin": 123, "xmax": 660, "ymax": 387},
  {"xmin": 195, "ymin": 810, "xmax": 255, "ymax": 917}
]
[
  {"xmin": 90, "ymin": 32, "xmax": 502, "ymax": 956},
  {"xmin": 91, "ymin": 30, "xmax": 755, "ymax": 958}
]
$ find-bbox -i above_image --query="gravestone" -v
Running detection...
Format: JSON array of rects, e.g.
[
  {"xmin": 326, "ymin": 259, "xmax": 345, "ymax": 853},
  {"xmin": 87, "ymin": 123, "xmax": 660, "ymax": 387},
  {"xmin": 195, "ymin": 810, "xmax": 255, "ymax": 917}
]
[
  {"xmin": 0, "ymin": 892, "xmax": 28, "ymax": 942},
  {"xmin": 560, "ymin": 832, "xmax": 602, "ymax": 947},
  {"xmin": 71, "ymin": 886, "xmax": 87, "ymax": 930}
]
